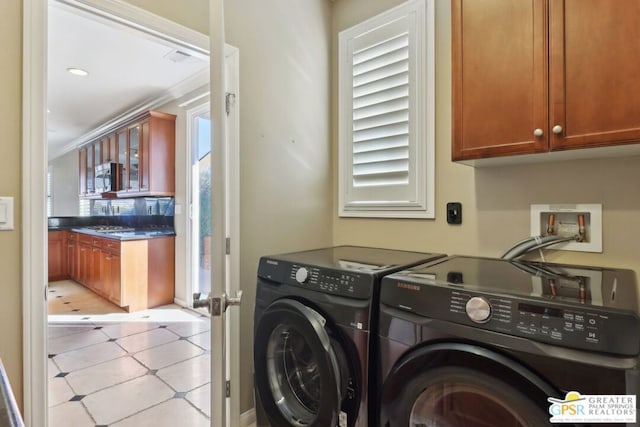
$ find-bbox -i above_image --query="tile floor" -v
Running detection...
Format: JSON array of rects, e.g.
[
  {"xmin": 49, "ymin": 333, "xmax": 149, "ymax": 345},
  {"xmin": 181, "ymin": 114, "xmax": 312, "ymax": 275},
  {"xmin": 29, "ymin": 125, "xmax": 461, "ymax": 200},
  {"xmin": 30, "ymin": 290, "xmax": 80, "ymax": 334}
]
[{"xmin": 48, "ymin": 281, "xmax": 213, "ymax": 426}]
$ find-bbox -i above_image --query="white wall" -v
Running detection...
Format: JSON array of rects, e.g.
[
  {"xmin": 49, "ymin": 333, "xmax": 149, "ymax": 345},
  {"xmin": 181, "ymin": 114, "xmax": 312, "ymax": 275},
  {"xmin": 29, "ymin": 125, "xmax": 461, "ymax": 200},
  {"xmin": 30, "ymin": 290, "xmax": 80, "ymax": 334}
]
[{"xmin": 49, "ymin": 151, "xmax": 80, "ymax": 216}]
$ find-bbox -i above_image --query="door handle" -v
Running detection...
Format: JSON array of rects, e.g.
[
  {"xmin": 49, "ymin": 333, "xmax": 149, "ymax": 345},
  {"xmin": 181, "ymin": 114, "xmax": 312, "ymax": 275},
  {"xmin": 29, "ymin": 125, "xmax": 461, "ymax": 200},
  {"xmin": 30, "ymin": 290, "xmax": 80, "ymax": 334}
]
[{"xmin": 193, "ymin": 291, "xmax": 242, "ymax": 315}]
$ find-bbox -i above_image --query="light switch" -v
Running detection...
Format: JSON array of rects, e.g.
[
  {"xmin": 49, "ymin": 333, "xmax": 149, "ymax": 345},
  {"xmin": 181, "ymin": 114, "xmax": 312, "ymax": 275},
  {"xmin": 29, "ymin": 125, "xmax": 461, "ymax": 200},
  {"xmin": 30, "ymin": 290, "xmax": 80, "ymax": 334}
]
[{"xmin": 0, "ymin": 197, "xmax": 14, "ymax": 230}]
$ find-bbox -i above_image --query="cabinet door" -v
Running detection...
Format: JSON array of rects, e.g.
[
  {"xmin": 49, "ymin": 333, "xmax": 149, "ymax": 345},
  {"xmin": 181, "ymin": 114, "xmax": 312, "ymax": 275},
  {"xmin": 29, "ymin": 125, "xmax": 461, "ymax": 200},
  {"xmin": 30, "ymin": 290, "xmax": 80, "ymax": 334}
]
[
  {"xmin": 117, "ymin": 129, "xmax": 129, "ymax": 191},
  {"xmin": 66, "ymin": 235, "xmax": 77, "ymax": 280},
  {"xmin": 549, "ymin": 0, "xmax": 640, "ymax": 150},
  {"xmin": 108, "ymin": 253, "xmax": 121, "ymax": 305},
  {"xmin": 78, "ymin": 148, "xmax": 87, "ymax": 196},
  {"xmin": 86, "ymin": 144, "xmax": 95, "ymax": 194},
  {"xmin": 48, "ymin": 232, "xmax": 65, "ymax": 281},
  {"xmin": 101, "ymin": 134, "xmax": 116, "ymax": 163},
  {"xmin": 128, "ymin": 125, "xmax": 141, "ymax": 191},
  {"xmin": 452, "ymin": 0, "xmax": 548, "ymax": 160},
  {"xmin": 93, "ymin": 142, "xmax": 102, "ymax": 167},
  {"xmin": 91, "ymin": 247, "xmax": 102, "ymax": 292},
  {"xmin": 78, "ymin": 243, "xmax": 89, "ymax": 284},
  {"xmin": 140, "ymin": 120, "xmax": 150, "ymax": 192}
]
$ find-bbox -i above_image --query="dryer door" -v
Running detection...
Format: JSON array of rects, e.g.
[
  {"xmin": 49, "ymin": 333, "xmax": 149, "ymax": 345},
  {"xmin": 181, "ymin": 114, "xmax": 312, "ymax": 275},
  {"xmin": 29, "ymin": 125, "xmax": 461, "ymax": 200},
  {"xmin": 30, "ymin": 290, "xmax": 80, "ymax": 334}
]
[
  {"xmin": 383, "ymin": 365, "xmax": 552, "ymax": 427},
  {"xmin": 254, "ymin": 299, "xmax": 349, "ymax": 427}
]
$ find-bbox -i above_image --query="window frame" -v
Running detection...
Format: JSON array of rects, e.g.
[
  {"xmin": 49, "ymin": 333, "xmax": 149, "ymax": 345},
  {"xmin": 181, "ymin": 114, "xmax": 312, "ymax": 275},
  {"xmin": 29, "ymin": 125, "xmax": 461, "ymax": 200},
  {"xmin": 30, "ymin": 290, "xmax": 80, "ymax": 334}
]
[{"xmin": 338, "ymin": 0, "xmax": 435, "ymax": 219}]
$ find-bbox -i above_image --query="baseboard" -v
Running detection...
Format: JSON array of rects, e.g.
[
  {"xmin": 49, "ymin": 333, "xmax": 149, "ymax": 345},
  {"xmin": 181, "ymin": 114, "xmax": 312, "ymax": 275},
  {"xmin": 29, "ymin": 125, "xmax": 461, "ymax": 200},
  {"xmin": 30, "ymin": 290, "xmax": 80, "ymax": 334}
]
[
  {"xmin": 173, "ymin": 297, "xmax": 188, "ymax": 307},
  {"xmin": 241, "ymin": 408, "xmax": 256, "ymax": 426}
]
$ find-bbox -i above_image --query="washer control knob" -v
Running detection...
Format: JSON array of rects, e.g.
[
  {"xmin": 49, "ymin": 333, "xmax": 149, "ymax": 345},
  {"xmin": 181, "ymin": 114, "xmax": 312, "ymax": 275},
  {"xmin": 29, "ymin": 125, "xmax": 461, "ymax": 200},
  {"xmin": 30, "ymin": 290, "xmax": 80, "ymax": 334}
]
[
  {"xmin": 295, "ymin": 267, "xmax": 309, "ymax": 284},
  {"xmin": 466, "ymin": 297, "xmax": 492, "ymax": 323}
]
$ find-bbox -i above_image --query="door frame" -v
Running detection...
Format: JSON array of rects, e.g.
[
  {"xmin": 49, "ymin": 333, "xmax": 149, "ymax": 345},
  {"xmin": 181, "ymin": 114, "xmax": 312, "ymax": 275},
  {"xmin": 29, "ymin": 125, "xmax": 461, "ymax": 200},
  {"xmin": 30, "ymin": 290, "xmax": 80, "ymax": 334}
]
[{"xmin": 22, "ymin": 0, "xmax": 240, "ymax": 425}]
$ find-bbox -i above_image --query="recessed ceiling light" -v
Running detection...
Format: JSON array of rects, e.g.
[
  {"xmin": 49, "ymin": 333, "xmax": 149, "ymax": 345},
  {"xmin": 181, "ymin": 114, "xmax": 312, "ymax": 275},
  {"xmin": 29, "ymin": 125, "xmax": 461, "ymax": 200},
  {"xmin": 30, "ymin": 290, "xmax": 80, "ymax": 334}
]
[{"xmin": 67, "ymin": 67, "xmax": 89, "ymax": 77}]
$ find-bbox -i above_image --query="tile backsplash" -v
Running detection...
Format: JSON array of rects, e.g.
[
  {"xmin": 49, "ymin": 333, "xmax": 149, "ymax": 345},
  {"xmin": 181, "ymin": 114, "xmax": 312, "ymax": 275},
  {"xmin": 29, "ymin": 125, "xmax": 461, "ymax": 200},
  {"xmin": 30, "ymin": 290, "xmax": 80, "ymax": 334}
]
[{"xmin": 92, "ymin": 197, "xmax": 174, "ymax": 216}]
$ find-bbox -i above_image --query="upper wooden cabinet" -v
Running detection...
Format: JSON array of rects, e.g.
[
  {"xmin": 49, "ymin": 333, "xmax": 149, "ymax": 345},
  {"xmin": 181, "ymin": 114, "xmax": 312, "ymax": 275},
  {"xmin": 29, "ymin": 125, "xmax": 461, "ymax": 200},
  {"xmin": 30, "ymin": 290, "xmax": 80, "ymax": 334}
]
[
  {"xmin": 79, "ymin": 110, "xmax": 176, "ymax": 197},
  {"xmin": 452, "ymin": 0, "xmax": 640, "ymax": 162}
]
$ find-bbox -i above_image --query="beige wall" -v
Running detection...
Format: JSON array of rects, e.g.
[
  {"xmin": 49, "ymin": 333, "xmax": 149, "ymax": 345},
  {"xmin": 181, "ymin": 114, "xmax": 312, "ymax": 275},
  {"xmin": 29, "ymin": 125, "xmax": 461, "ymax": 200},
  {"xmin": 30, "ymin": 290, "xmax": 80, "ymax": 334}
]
[
  {"xmin": 122, "ymin": 0, "xmax": 209, "ymax": 35},
  {"xmin": 332, "ymin": 1, "xmax": 640, "ymax": 278},
  {"xmin": 0, "ymin": 0, "xmax": 23, "ymax": 410},
  {"xmin": 224, "ymin": 0, "xmax": 333, "ymax": 412}
]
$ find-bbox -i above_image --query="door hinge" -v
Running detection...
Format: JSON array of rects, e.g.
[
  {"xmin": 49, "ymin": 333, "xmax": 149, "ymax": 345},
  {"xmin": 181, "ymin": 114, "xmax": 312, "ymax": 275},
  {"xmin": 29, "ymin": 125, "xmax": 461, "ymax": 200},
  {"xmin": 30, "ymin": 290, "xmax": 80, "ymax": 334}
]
[
  {"xmin": 225, "ymin": 237, "xmax": 231, "ymax": 255},
  {"xmin": 225, "ymin": 380, "xmax": 231, "ymax": 398},
  {"xmin": 225, "ymin": 92, "xmax": 236, "ymax": 116}
]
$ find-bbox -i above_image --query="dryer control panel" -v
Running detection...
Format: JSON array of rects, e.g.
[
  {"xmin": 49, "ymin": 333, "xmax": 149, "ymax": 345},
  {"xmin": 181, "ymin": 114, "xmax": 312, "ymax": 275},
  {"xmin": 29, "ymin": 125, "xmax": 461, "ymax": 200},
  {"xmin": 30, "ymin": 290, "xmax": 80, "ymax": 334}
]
[
  {"xmin": 381, "ymin": 256, "xmax": 640, "ymax": 357},
  {"xmin": 381, "ymin": 277, "xmax": 640, "ymax": 356},
  {"xmin": 288, "ymin": 264, "xmax": 372, "ymax": 299},
  {"xmin": 447, "ymin": 289, "xmax": 639, "ymax": 356}
]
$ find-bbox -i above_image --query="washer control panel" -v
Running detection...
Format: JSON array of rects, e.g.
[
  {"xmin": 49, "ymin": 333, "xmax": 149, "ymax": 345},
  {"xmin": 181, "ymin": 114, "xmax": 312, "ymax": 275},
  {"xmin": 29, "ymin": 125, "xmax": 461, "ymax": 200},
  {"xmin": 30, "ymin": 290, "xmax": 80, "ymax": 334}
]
[
  {"xmin": 288, "ymin": 264, "xmax": 372, "ymax": 299},
  {"xmin": 447, "ymin": 289, "xmax": 638, "ymax": 356}
]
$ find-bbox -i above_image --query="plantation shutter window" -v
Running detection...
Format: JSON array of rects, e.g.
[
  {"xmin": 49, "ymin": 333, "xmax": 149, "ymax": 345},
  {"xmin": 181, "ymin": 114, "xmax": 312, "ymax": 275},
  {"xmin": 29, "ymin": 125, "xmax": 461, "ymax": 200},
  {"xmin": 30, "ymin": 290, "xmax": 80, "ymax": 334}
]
[{"xmin": 338, "ymin": 0, "xmax": 434, "ymax": 218}]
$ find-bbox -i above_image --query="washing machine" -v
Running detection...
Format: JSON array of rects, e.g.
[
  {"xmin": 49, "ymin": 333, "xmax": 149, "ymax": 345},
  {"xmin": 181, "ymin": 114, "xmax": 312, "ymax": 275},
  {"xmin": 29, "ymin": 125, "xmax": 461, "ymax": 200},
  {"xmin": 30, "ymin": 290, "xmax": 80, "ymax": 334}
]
[
  {"xmin": 253, "ymin": 246, "xmax": 445, "ymax": 427},
  {"xmin": 377, "ymin": 256, "xmax": 640, "ymax": 427}
]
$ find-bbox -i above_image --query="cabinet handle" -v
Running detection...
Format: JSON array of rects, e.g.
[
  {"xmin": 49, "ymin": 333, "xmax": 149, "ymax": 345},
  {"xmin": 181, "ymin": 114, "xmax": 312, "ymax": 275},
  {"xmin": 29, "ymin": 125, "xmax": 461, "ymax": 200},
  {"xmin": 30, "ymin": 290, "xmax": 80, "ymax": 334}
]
[
  {"xmin": 533, "ymin": 128, "xmax": 544, "ymax": 137},
  {"xmin": 552, "ymin": 125, "xmax": 563, "ymax": 135}
]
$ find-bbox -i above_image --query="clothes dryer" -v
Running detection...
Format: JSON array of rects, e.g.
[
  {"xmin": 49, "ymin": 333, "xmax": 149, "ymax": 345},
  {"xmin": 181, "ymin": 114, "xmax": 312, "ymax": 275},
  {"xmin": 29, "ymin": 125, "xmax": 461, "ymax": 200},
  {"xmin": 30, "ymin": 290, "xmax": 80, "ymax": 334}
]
[
  {"xmin": 253, "ymin": 246, "xmax": 444, "ymax": 427},
  {"xmin": 378, "ymin": 256, "xmax": 640, "ymax": 427}
]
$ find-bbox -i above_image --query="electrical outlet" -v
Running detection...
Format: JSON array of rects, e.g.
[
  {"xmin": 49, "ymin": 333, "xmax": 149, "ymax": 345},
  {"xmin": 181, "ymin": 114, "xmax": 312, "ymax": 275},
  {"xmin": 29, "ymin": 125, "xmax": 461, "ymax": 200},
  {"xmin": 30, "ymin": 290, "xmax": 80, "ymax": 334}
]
[{"xmin": 530, "ymin": 204, "xmax": 602, "ymax": 253}]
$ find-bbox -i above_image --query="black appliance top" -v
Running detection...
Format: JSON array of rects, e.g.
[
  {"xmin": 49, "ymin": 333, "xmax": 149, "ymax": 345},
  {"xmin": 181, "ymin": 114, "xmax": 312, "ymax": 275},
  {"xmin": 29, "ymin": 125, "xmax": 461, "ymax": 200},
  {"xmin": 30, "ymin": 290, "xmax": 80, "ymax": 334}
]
[
  {"xmin": 388, "ymin": 255, "xmax": 638, "ymax": 312},
  {"xmin": 258, "ymin": 246, "xmax": 445, "ymax": 301},
  {"xmin": 381, "ymin": 256, "xmax": 640, "ymax": 356},
  {"xmin": 265, "ymin": 245, "xmax": 444, "ymax": 276}
]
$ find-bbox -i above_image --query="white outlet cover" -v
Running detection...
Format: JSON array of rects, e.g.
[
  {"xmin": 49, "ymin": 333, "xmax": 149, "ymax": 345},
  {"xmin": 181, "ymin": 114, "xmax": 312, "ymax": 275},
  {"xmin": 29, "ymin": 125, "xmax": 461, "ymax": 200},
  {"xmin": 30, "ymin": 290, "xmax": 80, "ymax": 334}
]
[{"xmin": 530, "ymin": 203, "xmax": 602, "ymax": 253}]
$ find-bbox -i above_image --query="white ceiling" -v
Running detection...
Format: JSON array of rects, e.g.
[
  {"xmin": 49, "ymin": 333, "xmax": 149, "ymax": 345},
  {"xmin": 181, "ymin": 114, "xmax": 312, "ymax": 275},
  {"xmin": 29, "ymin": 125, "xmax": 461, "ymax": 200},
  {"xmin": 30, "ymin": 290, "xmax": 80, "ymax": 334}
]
[{"xmin": 47, "ymin": 3, "xmax": 209, "ymax": 159}]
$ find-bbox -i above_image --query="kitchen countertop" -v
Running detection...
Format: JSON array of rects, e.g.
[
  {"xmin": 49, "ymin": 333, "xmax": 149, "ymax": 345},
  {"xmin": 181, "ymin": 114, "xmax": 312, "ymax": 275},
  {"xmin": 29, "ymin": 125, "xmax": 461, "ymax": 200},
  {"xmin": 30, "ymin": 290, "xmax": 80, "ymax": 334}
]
[{"xmin": 52, "ymin": 227, "xmax": 176, "ymax": 241}]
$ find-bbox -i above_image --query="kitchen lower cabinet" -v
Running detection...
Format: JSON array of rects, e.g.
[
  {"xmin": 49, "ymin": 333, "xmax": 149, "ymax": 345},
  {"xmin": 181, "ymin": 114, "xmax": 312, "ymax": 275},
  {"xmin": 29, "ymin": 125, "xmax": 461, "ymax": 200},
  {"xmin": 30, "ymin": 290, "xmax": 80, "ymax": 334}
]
[
  {"xmin": 452, "ymin": 0, "xmax": 640, "ymax": 163},
  {"xmin": 69, "ymin": 232, "xmax": 174, "ymax": 312},
  {"xmin": 66, "ymin": 232, "xmax": 78, "ymax": 280},
  {"xmin": 47, "ymin": 231, "xmax": 66, "ymax": 282}
]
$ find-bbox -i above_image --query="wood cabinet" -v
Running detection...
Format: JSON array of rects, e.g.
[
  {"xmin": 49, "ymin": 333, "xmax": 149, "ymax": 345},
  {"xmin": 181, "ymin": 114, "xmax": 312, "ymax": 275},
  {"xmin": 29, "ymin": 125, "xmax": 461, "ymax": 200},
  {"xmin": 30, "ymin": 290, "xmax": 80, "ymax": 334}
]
[
  {"xmin": 66, "ymin": 232, "xmax": 174, "ymax": 312},
  {"xmin": 118, "ymin": 111, "xmax": 175, "ymax": 196},
  {"xmin": 78, "ymin": 234, "xmax": 94, "ymax": 285},
  {"xmin": 78, "ymin": 140, "xmax": 102, "ymax": 197},
  {"xmin": 66, "ymin": 232, "xmax": 78, "ymax": 281},
  {"xmin": 79, "ymin": 110, "xmax": 175, "ymax": 198},
  {"xmin": 47, "ymin": 231, "xmax": 66, "ymax": 282},
  {"xmin": 452, "ymin": 0, "xmax": 640, "ymax": 162}
]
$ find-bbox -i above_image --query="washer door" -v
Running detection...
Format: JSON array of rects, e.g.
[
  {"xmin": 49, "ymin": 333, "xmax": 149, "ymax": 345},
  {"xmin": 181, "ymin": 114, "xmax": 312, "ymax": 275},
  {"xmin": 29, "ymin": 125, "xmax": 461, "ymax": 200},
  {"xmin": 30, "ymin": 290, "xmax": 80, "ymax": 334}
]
[
  {"xmin": 393, "ymin": 366, "xmax": 550, "ymax": 427},
  {"xmin": 254, "ymin": 299, "xmax": 349, "ymax": 427}
]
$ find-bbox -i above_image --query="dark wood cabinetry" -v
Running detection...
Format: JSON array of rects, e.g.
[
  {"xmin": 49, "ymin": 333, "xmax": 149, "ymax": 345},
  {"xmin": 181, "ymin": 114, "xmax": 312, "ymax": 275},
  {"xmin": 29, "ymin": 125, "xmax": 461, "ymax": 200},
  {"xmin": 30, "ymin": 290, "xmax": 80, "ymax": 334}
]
[
  {"xmin": 50, "ymin": 231, "xmax": 174, "ymax": 312},
  {"xmin": 452, "ymin": 0, "xmax": 640, "ymax": 162},
  {"xmin": 79, "ymin": 110, "xmax": 176, "ymax": 197},
  {"xmin": 47, "ymin": 231, "xmax": 66, "ymax": 282},
  {"xmin": 66, "ymin": 232, "xmax": 78, "ymax": 280}
]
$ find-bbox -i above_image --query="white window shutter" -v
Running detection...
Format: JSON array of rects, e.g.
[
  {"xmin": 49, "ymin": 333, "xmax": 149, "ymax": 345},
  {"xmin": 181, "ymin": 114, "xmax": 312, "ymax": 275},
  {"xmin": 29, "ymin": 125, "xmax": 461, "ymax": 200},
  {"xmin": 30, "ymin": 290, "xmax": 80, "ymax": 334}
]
[{"xmin": 338, "ymin": 0, "xmax": 434, "ymax": 218}]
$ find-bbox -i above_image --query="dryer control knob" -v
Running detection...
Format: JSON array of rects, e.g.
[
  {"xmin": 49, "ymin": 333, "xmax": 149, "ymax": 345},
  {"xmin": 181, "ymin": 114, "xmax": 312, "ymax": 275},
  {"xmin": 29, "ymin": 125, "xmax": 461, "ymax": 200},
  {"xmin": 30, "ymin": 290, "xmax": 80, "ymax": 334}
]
[
  {"xmin": 295, "ymin": 267, "xmax": 309, "ymax": 284},
  {"xmin": 466, "ymin": 297, "xmax": 492, "ymax": 323}
]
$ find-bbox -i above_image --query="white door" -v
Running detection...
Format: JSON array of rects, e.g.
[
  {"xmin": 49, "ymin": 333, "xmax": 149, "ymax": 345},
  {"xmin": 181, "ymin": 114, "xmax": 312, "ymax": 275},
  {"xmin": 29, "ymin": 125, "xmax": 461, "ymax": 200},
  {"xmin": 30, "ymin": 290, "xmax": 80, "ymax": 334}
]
[{"xmin": 188, "ymin": 45, "xmax": 241, "ymax": 426}]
